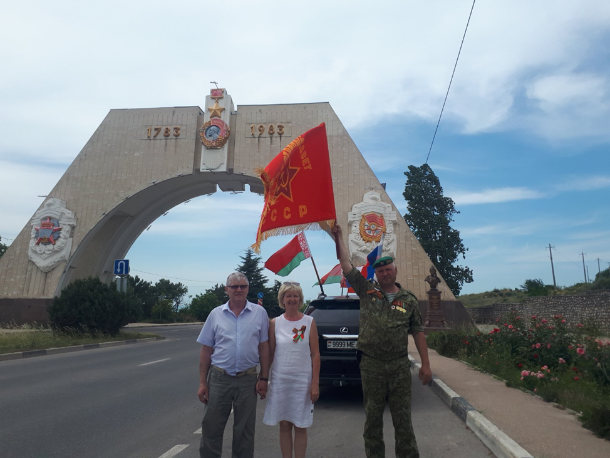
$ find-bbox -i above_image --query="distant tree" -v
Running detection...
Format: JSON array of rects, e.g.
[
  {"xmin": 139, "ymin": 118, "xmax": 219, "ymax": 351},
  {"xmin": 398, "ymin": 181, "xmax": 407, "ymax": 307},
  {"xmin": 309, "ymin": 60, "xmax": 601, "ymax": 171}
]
[
  {"xmin": 155, "ymin": 278, "xmax": 188, "ymax": 313},
  {"xmin": 237, "ymin": 249, "xmax": 270, "ymax": 303},
  {"xmin": 266, "ymin": 280, "xmax": 283, "ymax": 318},
  {"xmin": 0, "ymin": 236, "xmax": 7, "ymax": 258},
  {"xmin": 236, "ymin": 250, "xmax": 282, "ymax": 317},
  {"xmin": 127, "ymin": 275, "xmax": 158, "ymax": 319},
  {"xmin": 403, "ymin": 164, "xmax": 473, "ymax": 295},
  {"xmin": 189, "ymin": 291, "xmax": 221, "ymax": 321},
  {"xmin": 592, "ymin": 268, "xmax": 610, "ymax": 290},
  {"xmin": 520, "ymin": 279, "xmax": 548, "ymax": 296},
  {"xmin": 150, "ymin": 299, "xmax": 174, "ymax": 323},
  {"xmin": 206, "ymin": 283, "xmax": 228, "ymax": 305}
]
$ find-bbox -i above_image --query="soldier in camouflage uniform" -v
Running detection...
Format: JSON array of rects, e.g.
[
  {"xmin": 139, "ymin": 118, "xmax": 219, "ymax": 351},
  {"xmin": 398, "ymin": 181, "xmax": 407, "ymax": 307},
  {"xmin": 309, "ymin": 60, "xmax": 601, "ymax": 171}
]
[{"xmin": 332, "ymin": 224, "xmax": 432, "ymax": 458}]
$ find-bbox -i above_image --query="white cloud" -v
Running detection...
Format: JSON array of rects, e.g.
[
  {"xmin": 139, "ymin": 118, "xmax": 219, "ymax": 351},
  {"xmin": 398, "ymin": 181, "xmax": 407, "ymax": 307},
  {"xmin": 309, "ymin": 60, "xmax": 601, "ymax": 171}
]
[
  {"xmin": 452, "ymin": 187, "xmax": 545, "ymax": 205},
  {"xmin": 2, "ymin": 0, "xmax": 610, "ymax": 165},
  {"xmin": 556, "ymin": 175, "xmax": 610, "ymax": 192}
]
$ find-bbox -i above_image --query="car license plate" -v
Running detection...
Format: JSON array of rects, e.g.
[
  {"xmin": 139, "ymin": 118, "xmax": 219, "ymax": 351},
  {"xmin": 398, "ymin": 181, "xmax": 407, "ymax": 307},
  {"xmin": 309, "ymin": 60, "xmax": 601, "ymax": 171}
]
[{"xmin": 327, "ymin": 340, "xmax": 357, "ymax": 349}]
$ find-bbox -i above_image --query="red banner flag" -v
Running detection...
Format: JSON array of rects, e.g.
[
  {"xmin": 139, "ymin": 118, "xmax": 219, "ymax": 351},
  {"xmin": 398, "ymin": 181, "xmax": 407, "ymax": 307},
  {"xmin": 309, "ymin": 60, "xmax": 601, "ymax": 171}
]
[{"xmin": 252, "ymin": 123, "xmax": 336, "ymax": 252}]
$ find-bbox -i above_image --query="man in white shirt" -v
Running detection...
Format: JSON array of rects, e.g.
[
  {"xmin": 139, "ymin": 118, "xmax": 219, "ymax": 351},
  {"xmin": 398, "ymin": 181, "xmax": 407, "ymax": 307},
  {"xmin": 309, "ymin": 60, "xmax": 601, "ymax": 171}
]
[{"xmin": 197, "ymin": 272, "xmax": 271, "ymax": 458}]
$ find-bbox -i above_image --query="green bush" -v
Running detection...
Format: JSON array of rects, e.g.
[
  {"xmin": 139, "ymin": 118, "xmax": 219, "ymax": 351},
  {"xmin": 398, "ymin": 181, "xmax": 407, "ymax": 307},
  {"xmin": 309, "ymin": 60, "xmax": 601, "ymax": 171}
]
[
  {"xmin": 49, "ymin": 277, "xmax": 142, "ymax": 336},
  {"xmin": 428, "ymin": 311, "xmax": 610, "ymax": 439},
  {"xmin": 592, "ymin": 268, "xmax": 610, "ymax": 290},
  {"xmin": 150, "ymin": 300, "xmax": 174, "ymax": 323},
  {"xmin": 189, "ymin": 292, "xmax": 220, "ymax": 321}
]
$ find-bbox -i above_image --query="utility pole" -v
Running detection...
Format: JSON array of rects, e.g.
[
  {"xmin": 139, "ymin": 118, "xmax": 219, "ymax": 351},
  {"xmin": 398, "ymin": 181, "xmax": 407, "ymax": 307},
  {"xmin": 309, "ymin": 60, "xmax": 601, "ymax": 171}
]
[
  {"xmin": 586, "ymin": 266, "xmax": 590, "ymax": 283},
  {"xmin": 547, "ymin": 244, "xmax": 557, "ymax": 288},
  {"xmin": 580, "ymin": 252, "xmax": 587, "ymax": 283},
  {"xmin": 597, "ymin": 258, "xmax": 601, "ymax": 274}
]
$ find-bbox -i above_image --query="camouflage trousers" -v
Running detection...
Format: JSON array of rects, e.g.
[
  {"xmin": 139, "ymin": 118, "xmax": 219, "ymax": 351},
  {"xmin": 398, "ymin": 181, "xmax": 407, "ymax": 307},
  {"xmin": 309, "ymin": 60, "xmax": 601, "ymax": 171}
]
[{"xmin": 360, "ymin": 354, "xmax": 419, "ymax": 458}]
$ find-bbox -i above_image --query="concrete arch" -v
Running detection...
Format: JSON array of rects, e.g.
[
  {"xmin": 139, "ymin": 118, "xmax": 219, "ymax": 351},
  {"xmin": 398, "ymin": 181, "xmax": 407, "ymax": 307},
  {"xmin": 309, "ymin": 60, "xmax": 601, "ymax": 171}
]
[
  {"xmin": 57, "ymin": 172, "xmax": 263, "ymax": 294},
  {"xmin": 0, "ymin": 99, "xmax": 461, "ymax": 323}
]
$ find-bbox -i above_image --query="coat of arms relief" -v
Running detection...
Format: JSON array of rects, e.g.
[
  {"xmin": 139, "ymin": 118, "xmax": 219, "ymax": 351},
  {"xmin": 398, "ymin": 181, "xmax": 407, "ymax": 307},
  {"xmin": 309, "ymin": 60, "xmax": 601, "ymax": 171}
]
[
  {"xmin": 28, "ymin": 198, "xmax": 76, "ymax": 273},
  {"xmin": 348, "ymin": 191, "xmax": 397, "ymax": 266}
]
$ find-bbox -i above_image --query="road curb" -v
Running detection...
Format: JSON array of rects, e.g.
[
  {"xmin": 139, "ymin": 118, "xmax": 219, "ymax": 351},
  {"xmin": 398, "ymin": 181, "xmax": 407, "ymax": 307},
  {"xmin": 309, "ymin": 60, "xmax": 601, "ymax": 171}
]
[
  {"xmin": 409, "ymin": 355, "xmax": 534, "ymax": 458},
  {"xmin": 0, "ymin": 337, "xmax": 166, "ymax": 362}
]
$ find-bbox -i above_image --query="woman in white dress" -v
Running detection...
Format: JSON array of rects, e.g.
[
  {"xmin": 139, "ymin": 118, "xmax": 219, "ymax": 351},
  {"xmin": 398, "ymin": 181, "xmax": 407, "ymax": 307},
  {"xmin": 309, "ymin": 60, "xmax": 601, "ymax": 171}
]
[{"xmin": 263, "ymin": 281, "xmax": 320, "ymax": 458}]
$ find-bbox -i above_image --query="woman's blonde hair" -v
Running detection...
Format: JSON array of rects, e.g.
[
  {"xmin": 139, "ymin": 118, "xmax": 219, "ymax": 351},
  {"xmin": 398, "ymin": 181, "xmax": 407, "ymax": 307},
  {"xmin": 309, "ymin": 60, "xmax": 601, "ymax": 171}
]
[{"xmin": 277, "ymin": 281, "xmax": 304, "ymax": 309}]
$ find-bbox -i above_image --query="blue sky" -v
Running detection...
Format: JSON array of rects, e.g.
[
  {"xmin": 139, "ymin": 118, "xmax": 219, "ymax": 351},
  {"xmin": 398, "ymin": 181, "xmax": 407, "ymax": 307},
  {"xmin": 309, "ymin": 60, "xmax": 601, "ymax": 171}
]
[{"xmin": 1, "ymin": 0, "xmax": 609, "ymax": 301}]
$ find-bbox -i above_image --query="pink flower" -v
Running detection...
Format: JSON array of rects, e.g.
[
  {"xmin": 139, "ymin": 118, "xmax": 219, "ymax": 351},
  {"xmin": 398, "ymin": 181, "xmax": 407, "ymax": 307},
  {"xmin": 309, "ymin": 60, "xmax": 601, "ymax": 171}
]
[
  {"xmin": 521, "ymin": 370, "xmax": 530, "ymax": 376},
  {"xmin": 574, "ymin": 377, "xmax": 579, "ymax": 381},
  {"xmin": 547, "ymin": 344, "xmax": 552, "ymax": 349},
  {"xmin": 541, "ymin": 319, "xmax": 548, "ymax": 324},
  {"xmin": 541, "ymin": 365, "xmax": 548, "ymax": 370},
  {"xmin": 535, "ymin": 343, "xmax": 541, "ymax": 349},
  {"xmin": 531, "ymin": 315, "xmax": 537, "ymax": 320},
  {"xmin": 532, "ymin": 344, "xmax": 536, "ymax": 349},
  {"xmin": 508, "ymin": 325, "xmax": 514, "ymax": 329},
  {"xmin": 562, "ymin": 319, "xmax": 566, "ymax": 323},
  {"xmin": 577, "ymin": 348, "xmax": 585, "ymax": 355},
  {"xmin": 577, "ymin": 323, "xmax": 584, "ymax": 328},
  {"xmin": 534, "ymin": 388, "xmax": 537, "ymax": 392},
  {"xmin": 537, "ymin": 373, "xmax": 545, "ymax": 379},
  {"xmin": 568, "ymin": 345, "xmax": 574, "ymax": 350},
  {"xmin": 559, "ymin": 358, "xmax": 566, "ymax": 364}
]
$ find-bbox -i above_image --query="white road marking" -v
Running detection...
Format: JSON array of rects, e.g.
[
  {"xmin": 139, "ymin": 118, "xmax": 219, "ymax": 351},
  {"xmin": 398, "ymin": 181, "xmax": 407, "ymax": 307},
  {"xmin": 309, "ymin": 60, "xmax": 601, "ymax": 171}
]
[
  {"xmin": 139, "ymin": 358, "xmax": 170, "ymax": 366},
  {"xmin": 158, "ymin": 444, "xmax": 188, "ymax": 458}
]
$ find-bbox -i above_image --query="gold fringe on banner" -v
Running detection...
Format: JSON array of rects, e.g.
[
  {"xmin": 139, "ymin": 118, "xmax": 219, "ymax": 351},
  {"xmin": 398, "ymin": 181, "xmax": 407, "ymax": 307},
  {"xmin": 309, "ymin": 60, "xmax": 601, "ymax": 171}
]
[{"xmin": 251, "ymin": 220, "xmax": 335, "ymax": 254}]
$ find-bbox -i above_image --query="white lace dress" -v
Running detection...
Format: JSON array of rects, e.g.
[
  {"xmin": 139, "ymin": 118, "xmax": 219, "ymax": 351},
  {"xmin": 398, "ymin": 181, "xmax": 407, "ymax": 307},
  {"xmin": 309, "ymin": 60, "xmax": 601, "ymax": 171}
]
[{"xmin": 263, "ymin": 313, "xmax": 314, "ymax": 428}]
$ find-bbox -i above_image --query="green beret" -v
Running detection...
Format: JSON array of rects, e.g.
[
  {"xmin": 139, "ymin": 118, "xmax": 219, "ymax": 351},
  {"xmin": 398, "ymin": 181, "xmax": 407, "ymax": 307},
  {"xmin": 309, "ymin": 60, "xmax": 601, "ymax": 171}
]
[{"xmin": 372, "ymin": 256, "xmax": 394, "ymax": 269}]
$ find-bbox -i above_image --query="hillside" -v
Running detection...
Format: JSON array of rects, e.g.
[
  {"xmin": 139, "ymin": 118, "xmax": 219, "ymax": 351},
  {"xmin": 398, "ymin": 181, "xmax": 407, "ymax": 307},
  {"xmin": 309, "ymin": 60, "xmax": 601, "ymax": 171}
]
[{"xmin": 458, "ymin": 269, "xmax": 610, "ymax": 308}]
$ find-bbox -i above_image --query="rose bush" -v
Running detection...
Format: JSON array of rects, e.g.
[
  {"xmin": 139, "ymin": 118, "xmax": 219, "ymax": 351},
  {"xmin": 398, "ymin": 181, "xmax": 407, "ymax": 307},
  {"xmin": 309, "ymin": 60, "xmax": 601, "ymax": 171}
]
[{"xmin": 427, "ymin": 312, "xmax": 610, "ymax": 439}]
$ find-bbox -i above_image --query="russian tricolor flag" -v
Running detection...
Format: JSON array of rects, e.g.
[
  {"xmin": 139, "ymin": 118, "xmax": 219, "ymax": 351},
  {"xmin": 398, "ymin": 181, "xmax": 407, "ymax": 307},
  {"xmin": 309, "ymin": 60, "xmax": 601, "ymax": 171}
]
[{"xmin": 363, "ymin": 239, "xmax": 384, "ymax": 280}]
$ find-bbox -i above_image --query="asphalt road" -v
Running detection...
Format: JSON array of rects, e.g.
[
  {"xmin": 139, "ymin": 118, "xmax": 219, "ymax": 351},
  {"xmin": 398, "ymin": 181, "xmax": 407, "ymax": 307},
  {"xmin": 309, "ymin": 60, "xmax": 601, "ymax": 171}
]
[{"xmin": 0, "ymin": 325, "xmax": 492, "ymax": 458}]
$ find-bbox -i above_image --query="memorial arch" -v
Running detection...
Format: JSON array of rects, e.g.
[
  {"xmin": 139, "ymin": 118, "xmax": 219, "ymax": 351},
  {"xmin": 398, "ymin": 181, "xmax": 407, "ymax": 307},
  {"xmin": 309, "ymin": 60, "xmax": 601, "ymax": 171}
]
[{"xmin": 0, "ymin": 89, "xmax": 462, "ymax": 323}]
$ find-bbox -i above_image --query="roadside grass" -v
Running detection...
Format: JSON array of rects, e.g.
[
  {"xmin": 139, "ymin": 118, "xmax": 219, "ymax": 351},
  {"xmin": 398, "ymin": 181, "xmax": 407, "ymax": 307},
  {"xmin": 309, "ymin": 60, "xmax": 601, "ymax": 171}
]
[
  {"xmin": 428, "ymin": 314, "xmax": 610, "ymax": 440},
  {"xmin": 0, "ymin": 323, "xmax": 158, "ymax": 355}
]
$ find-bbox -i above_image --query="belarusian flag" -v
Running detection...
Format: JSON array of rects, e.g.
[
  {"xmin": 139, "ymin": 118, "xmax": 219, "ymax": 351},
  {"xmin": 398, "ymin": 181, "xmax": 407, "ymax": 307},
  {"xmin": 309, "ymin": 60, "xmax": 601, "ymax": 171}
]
[
  {"xmin": 264, "ymin": 232, "xmax": 311, "ymax": 277},
  {"xmin": 314, "ymin": 263, "xmax": 343, "ymax": 285}
]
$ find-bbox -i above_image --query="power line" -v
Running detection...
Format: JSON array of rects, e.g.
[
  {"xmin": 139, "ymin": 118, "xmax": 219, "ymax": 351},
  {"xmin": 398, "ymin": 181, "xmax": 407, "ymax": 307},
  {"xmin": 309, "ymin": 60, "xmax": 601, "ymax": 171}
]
[
  {"xmin": 130, "ymin": 269, "xmax": 217, "ymax": 284},
  {"xmin": 425, "ymin": 0, "xmax": 477, "ymax": 164}
]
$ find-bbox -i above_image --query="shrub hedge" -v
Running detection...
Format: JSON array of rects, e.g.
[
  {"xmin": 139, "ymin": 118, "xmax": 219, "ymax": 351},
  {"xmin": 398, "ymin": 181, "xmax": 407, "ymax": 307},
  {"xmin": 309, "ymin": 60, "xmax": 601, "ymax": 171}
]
[{"xmin": 49, "ymin": 277, "xmax": 142, "ymax": 336}]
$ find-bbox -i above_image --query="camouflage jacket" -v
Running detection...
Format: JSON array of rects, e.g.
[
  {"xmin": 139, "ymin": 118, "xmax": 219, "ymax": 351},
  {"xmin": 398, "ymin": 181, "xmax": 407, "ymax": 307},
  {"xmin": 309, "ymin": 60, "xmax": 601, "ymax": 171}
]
[{"xmin": 345, "ymin": 266, "xmax": 424, "ymax": 361}]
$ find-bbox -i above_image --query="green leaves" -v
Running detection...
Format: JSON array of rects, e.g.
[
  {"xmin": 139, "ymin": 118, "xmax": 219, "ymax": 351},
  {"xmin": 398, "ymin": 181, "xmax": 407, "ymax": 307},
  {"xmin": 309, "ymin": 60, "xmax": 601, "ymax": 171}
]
[
  {"xmin": 49, "ymin": 277, "xmax": 142, "ymax": 335},
  {"xmin": 0, "ymin": 236, "xmax": 7, "ymax": 259},
  {"xmin": 403, "ymin": 164, "xmax": 473, "ymax": 295}
]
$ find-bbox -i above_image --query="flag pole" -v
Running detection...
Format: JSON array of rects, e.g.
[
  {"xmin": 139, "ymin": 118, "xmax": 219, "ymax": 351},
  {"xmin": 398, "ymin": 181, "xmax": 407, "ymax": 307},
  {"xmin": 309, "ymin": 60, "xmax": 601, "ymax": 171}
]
[
  {"xmin": 333, "ymin": 220, "xmax": 341, "ymax": 259},
  {"xmin": 310, "ymin": 256, "xmax": 326, "ymax": 297}
]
